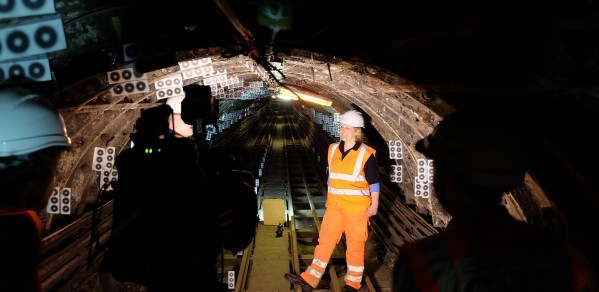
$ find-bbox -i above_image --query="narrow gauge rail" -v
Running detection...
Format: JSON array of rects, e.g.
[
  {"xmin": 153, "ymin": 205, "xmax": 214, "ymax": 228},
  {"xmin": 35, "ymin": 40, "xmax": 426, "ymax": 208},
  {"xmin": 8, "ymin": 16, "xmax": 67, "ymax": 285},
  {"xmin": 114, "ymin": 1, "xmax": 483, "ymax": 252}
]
[
  {"xmin": 36, "ymin": 98, "xmax": 440, "ymax": 291},
  {"xmin": 218, "ymin": 99, "xmax": 377, "ymax": 291}
]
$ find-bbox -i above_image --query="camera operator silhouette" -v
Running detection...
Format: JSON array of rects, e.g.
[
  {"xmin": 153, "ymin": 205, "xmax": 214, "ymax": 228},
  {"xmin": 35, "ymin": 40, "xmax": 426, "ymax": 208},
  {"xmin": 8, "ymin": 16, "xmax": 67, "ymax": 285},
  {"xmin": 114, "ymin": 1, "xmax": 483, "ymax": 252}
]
[{"xmin": 103, "ymin": 103, "xmax": 224, "ymax": 291}]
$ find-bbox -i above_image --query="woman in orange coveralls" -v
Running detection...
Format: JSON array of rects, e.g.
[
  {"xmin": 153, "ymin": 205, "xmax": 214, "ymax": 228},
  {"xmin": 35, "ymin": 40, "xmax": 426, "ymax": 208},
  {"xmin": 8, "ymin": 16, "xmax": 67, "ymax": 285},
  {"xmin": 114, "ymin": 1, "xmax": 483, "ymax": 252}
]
[
  {"xmin": 284, "ymin": 109, "xmax": 381, "ymax": 292},
  {"xmin": 0, "ymin": 87, "xmax": 71, "ymax": 292}
]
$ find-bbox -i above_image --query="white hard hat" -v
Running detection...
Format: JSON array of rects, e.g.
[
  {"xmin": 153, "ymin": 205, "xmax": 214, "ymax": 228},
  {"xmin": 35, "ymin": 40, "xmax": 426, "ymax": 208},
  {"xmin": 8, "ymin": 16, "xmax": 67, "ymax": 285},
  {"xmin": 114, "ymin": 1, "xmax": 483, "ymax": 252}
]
[
  {"xmin": 166, "ymin": 95, "xmax": 185, "ymax": 114},
  {"xmin": 0, "ymin": 87, "xmax": 71, "ymax": 157},
  {"xmin": 340, "ymin": 110, "xmax": 365, "ymax": 128},
  {"xmin": 415, "ymin": 109, "xmax": 527, "ymax": 189}
]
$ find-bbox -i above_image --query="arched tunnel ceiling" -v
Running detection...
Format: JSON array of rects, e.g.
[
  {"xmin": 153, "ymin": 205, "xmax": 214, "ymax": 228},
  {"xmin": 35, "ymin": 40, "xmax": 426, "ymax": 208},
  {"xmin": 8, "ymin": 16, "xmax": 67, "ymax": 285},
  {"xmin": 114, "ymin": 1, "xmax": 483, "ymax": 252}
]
[
  {"xmin": 2, "ymin": 1, "xmax": 598, "ymax": 223},
  {"xmin": 24, "ymin": 0, "xmax": 599, "ymax": 94}
]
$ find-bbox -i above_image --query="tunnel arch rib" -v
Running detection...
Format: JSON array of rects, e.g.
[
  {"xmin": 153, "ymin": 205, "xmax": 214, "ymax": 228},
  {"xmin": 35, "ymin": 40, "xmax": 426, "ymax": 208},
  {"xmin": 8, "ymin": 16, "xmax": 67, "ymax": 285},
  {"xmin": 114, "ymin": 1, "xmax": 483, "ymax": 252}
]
[{"xmin": 52, "ymin": 46, "xmax": 555, "ymax": 232}]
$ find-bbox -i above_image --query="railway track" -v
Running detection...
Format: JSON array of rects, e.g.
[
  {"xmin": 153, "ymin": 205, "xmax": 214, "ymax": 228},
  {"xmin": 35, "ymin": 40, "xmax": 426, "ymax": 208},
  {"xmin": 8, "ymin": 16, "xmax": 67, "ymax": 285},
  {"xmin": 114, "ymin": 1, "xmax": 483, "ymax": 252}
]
[
  {"xmin": 218, "ymin": 99, "xmax": 378, "ymax": 291},
  {"xmin": 36, "ymin": 98, "xmax": 441, "ymax": 291}
]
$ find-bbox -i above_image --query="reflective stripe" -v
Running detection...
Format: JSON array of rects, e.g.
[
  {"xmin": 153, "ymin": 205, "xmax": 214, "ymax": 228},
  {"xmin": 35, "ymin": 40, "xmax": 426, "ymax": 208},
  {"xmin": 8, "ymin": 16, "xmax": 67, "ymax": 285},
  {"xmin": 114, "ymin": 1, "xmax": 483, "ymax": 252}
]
[
  {"xmin": 329, "ymin": 172, "xmax": 366, "ymax": 182},
  {"xmin": 306, "ymin": 266, "xmax": 324, "ymax": 279},
  {"xmin": 329, "ymin": 143, "xmax": 339, "ymax": 166},
  {"xmin": 347, "ymin": 264, "xmax": 364, "ymax": 273},
  {"xmin": 345, "ymin": 274, "xmax": 362, "ymax": 283},
  {"xmin": 352, "ymin": 145, "xmax": 368, "ymax": 177},
  {"xmin": 328, "ymin": 187, "xmax": 370, "ymax": 196}
]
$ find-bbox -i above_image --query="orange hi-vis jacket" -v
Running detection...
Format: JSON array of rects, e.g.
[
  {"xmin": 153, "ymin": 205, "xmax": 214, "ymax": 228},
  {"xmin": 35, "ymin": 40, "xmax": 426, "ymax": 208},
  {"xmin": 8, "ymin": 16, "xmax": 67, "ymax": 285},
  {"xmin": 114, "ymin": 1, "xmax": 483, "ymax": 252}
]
[
  {"xmin": 395, "ymin": 207, "xmax": 597, "ymax": 292},
  {"xmin": 327, "ymin": 142, "xmax": 375, "ymax": 198},
  {"xmin": 0, "ymin": 207, "xmax": 43, "ymax": 292}
]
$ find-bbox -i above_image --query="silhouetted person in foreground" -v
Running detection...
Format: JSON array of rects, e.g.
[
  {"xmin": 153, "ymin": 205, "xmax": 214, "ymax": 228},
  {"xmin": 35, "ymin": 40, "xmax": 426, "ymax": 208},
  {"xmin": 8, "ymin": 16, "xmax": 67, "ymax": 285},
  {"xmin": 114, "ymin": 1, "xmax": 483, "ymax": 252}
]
[
  {"xmin": 393, "ymin": 108, "xmax": 599, "ymax": 292},
  {"xmin": 103, "ymin": 104, "xmax": 223, "ymax": 291},
  {"xmin": 0, "ymin": 87, "xmax": 72, "ymax": 292}
]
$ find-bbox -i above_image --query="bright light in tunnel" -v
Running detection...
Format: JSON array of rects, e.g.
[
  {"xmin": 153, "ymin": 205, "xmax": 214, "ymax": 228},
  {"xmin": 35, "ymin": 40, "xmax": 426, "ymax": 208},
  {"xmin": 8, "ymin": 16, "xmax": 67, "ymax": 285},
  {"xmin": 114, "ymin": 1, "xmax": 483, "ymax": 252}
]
[
  {"xmin": 279, "ymin": 88, "xmax": 332, "ymax": 106},
  {"xmin": 277, "ymin": 92, "xmax": 298, "ymax": 101}
]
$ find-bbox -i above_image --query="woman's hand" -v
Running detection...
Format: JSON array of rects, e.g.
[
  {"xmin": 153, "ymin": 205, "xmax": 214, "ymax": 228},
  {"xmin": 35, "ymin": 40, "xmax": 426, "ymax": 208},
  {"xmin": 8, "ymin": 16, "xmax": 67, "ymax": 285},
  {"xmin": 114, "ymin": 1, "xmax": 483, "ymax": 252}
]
[{"xmin": 365, "ymin": 202, "xmax": 378, "ymax": 217}]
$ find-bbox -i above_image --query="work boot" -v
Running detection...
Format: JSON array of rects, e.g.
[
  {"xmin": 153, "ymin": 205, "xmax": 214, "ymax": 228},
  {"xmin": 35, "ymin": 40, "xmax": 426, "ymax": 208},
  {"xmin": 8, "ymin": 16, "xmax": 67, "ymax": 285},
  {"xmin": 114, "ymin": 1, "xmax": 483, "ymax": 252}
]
[
  {"xmin": 284, "ymin": 273, "xmax": 313, "ymax": 292},
  {"xmin": 341, "ymin": 285, "xmax": 359, "ymax": 292}
]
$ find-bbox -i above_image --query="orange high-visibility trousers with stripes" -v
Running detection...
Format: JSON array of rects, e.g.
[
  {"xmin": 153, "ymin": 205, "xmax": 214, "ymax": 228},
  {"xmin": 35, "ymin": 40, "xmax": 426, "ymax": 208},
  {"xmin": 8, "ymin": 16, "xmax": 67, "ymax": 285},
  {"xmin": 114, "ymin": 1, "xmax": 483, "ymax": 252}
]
[{"xmin": 300, "ymin": 194, "xmax": 370, "ymax": 290}]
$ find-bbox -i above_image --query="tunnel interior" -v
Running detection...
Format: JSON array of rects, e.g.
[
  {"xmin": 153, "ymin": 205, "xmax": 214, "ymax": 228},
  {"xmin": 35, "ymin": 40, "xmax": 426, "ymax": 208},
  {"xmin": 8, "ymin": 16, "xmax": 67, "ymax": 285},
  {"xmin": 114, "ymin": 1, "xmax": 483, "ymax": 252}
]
[{"xmin": 1, "ymin": 0, "xmax": 598, "ymax": 290}]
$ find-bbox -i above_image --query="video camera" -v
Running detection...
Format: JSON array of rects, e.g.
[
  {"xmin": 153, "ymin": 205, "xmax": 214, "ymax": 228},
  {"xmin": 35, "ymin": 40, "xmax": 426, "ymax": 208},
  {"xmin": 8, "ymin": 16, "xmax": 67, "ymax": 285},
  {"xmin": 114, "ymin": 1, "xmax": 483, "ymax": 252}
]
[{"xmin": 130, "ymin": 103, "xmax": 174, "ymax": 145}]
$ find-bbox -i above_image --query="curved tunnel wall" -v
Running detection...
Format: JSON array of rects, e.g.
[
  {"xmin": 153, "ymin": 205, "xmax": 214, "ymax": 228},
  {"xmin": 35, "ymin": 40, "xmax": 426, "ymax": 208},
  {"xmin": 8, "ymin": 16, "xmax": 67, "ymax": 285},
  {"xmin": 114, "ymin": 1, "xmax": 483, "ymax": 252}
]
[{"xmin": 48, "ymin": 46, "xmax": 597, "ymax": 270}]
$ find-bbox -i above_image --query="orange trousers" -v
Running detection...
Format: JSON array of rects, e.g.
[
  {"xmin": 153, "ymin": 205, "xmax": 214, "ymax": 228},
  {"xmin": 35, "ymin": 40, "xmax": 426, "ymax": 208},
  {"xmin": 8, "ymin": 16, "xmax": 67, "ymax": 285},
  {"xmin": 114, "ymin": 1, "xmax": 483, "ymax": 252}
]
[{"xmin": 300, "ymin": 194, "xmax": 370, "ymax": 289}]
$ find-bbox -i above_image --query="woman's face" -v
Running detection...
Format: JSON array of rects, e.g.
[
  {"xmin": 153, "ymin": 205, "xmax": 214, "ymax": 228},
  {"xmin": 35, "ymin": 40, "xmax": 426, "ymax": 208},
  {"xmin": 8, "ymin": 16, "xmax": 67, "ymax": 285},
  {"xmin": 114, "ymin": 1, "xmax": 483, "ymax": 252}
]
[{"xmin": 339, "ymin": 123, "xmax": 357, "ymax": 143}]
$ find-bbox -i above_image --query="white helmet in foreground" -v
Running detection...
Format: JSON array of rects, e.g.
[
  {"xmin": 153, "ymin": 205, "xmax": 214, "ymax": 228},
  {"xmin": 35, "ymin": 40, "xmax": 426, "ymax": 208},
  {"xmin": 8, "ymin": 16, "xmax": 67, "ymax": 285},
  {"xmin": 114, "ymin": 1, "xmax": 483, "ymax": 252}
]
[{"xmin": 0, "ymin": 87, "xmax": 71, "ymax": 157}]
